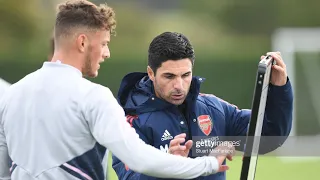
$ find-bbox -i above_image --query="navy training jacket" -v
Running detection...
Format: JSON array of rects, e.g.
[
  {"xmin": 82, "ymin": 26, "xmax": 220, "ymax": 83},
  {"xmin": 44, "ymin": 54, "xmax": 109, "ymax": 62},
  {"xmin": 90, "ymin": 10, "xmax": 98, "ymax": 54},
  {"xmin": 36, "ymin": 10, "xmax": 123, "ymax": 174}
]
[{"xmin": 112, "ymin": 72, "xmax": 293, "ymax": 180}]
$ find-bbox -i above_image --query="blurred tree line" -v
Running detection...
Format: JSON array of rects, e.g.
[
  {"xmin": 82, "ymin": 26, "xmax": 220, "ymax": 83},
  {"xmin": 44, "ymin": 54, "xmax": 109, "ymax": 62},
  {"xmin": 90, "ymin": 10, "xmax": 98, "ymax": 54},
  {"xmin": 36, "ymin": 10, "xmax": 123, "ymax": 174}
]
[
  {"xmin": 183, "ymin": 0, "xmax": 320, "ymax": 35},
  {"xmin": 0, "ymin": 0, "xmax": 55, "ymax": 63},
  {"xmin": 1, "ymin": 0, "xmax": 320, "ymax": 63}
]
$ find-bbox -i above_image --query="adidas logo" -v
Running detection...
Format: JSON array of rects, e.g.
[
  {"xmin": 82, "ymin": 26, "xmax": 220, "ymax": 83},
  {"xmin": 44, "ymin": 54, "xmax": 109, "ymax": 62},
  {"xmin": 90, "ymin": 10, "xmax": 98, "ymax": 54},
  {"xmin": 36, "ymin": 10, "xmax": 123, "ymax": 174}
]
[{"xmin": 161, "ymin": 130, "xmax": 173, "ymax": 141}]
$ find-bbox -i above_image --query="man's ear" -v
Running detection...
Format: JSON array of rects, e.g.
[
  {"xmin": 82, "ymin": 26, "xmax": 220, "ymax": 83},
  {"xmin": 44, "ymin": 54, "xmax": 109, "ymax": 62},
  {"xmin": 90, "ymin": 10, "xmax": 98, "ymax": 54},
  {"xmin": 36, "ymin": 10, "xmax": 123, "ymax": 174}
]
[
  {"xmin": 147, "ymin": 66, "xmax": 155, "ymax": 81},
  {"xmin": 76, "ymin": 34, "xmax": 87, "ymax": 53}
]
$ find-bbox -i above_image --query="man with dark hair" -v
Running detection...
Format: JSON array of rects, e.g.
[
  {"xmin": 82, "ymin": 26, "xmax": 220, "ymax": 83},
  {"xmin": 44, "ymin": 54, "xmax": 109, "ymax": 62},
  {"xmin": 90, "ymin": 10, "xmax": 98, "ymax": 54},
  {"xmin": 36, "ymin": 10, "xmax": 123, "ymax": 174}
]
[
  {"xmin": 112, "ymin": 31, "xmax": 293, "ymax": 180},
  {"xmin": 0, "ymin": 2, "xmax": 232, "ymax": 180}
]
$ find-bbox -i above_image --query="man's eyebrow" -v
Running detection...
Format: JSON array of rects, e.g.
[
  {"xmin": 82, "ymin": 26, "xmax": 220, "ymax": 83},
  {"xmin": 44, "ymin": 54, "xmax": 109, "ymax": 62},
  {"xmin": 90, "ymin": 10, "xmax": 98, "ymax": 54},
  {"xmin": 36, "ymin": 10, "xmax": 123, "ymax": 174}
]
[
  {"xmin": 162, "ymin": 72, "xmax": 191, "ymax": 76},
  {"xmin": 163, "ymin": 73, "xmax": 176, "ymax": 76},
  {"xmin": 183, "ymin": 71, "xmax": 191, "ymax": 75}
]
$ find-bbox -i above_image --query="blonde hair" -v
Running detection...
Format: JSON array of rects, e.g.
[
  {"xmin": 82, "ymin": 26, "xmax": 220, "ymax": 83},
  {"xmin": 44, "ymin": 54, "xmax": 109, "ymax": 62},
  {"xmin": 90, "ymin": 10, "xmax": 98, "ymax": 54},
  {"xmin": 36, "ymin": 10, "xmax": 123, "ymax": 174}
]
[{"xmin": 54, "ymin": 0, "xmax": 116, "ymax": 39}]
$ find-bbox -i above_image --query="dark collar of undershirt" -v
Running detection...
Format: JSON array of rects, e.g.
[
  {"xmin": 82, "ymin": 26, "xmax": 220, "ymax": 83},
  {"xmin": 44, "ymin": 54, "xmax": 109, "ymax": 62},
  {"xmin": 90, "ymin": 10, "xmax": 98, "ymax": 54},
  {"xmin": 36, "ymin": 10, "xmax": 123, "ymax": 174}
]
[{"xmin": 178, "ymin": 102, "xmax": 187, "ymax": 118}]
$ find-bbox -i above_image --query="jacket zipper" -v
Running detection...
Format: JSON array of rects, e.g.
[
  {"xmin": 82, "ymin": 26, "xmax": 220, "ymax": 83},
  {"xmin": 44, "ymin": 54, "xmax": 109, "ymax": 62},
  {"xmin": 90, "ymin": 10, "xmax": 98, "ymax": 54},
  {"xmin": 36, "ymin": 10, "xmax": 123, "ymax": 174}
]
[{"xmin": 179, "ymin": 111, "xmax": 192, "ymax": 141}]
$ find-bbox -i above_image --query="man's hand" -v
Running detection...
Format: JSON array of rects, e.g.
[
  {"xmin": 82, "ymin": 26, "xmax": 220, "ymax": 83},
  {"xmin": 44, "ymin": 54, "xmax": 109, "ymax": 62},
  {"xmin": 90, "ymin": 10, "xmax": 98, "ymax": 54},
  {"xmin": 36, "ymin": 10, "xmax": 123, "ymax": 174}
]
[
  {"xmin": 168, "ymin": 133, "xmax": 193, "ymax": 157},
  {"xmin": 168, "ymin": 134, "xmax": 235, "ymax": 173},
  {"xmin": 209, "ymin": 142, "xmax": 236, "ymax": 173},
  {"xmin": 261, "ymin": 51, "xmax": 288, "ymax": 86}
]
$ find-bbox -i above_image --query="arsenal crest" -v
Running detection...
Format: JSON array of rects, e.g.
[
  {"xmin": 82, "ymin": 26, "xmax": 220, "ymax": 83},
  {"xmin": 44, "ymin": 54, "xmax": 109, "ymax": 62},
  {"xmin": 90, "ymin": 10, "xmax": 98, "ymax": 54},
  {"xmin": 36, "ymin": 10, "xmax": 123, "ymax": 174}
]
[{"xmin": 197, "ymin": 115, "xmax": 213, "ymax": 136}]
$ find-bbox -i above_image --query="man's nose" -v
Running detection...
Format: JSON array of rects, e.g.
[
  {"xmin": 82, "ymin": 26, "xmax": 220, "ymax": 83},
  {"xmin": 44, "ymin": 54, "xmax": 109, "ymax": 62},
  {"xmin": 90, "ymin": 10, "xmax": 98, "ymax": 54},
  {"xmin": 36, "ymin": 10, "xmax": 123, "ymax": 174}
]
[
  {"xmin": 173, "ymin": 77, "xmax": 183, "ymax": 90},
  {"xmin": 103, "ymin": 47, "xmax": 110, "ymax": 59}
]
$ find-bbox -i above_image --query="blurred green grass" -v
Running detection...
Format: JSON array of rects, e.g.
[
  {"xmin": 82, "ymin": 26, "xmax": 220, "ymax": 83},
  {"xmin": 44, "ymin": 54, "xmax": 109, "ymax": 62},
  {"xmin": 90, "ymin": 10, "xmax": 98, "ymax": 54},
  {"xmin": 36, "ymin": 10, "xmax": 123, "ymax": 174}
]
[{"xmin": 107, "ymin": 154, "xmax": 320, "ymax": 180}]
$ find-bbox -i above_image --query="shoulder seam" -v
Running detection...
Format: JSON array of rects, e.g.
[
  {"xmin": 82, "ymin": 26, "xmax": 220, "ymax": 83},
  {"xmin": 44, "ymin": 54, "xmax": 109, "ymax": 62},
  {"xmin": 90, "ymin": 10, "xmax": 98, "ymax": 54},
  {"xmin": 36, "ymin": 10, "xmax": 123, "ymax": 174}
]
[{"xmin": 197, "ymin": 95, "xmax": 225, "ymax": 118}]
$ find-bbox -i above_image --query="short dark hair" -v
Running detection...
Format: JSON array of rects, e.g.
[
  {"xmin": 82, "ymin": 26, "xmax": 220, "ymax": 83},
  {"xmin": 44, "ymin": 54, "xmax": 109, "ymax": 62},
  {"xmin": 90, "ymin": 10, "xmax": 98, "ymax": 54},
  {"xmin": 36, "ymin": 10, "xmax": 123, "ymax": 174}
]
[
  {"xmin": 54, "ymin": 0, "xmax": 116, "ymax": 40},
  {"xmin": 148, "ymin": 32, "xmax": 195, "ymax": 73}
]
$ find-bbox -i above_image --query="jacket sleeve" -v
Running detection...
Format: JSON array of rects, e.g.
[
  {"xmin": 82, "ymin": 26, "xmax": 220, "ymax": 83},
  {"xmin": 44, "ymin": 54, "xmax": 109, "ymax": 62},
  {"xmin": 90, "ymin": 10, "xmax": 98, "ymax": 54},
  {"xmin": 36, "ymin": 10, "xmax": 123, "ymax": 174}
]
[
  {"xmin": 206, "ymin": 78, "xmax": 293, "ymax": 153},
  {"xmin": 0, "ymin": 97, "xmax": 11, "ymax": 180},
  {"xmin": 112, "ymin": 117, "xmax": 157, "ymax": 180},
  {"xmin": 84, "ymin": 85, "xmax": 221, "ymax": 179},
  {"xmin": 0, "ymin": 123, "xmax": 11, "ymax": 180}
]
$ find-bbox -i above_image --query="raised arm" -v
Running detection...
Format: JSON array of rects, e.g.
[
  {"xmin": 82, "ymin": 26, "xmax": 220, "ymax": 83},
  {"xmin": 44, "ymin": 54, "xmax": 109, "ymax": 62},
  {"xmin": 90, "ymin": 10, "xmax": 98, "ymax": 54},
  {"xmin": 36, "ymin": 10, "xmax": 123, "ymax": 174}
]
[
  {"xmin": 111, "ymin": 117, "xmax": 150, "ymax": 180},
  {"xmin": 217, "ymin": 52, "xmax": 293, "ymax": 153},
  {"xmin": 83, "ymin": 85, "xmax": 228, "ymax": 179}
]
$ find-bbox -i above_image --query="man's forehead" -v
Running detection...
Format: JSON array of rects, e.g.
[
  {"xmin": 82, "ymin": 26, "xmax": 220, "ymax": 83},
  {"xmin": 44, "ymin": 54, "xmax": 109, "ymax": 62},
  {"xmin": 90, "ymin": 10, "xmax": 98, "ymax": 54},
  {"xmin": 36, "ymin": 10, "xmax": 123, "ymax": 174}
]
[
  {"xmin": 159, "ymin": 67, "xmax": 192, "ymax": 76},
  {"xmin": 158, "ymin": 60, "xmax": 192, "ymax": 73}
]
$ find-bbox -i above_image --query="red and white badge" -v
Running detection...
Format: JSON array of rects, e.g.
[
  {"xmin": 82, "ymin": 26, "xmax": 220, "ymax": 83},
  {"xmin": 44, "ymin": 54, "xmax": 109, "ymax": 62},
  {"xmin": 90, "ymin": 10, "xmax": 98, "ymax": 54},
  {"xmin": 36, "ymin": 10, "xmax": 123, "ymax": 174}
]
[{"xmin": 197, "ymin": 115, "xmax": 213, "ymax": 136}]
